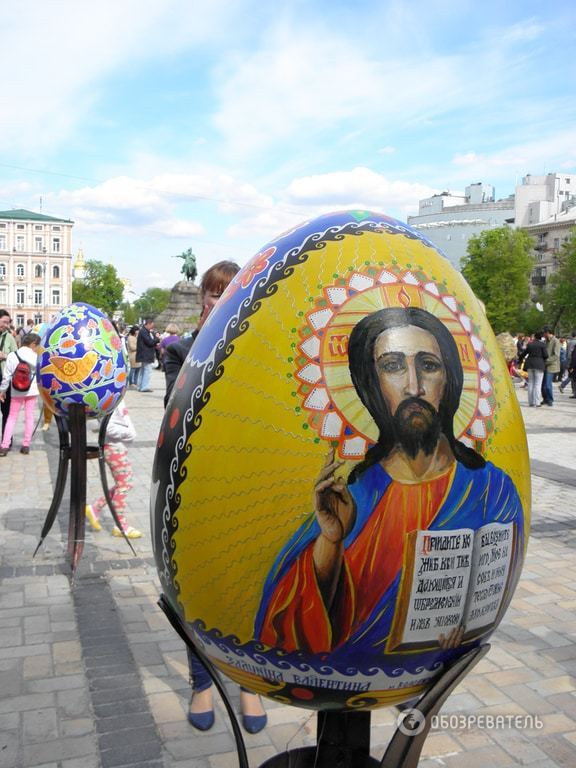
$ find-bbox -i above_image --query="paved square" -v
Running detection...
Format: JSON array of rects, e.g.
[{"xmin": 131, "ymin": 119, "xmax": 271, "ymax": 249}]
[{"xmin": 1, "ymin": 372, "xmax": 575, "ymax": 767}]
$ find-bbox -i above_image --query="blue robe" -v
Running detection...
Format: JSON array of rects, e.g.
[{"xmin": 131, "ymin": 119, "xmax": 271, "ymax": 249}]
[{"xmin": 255, "ymin": 459, "xmax": 524, "ymax": 662}]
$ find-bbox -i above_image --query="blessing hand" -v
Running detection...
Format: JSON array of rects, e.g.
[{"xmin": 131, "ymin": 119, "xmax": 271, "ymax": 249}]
[{"xmin": 314, "ymin": 447, "xmax": 356, "ymax": 543}]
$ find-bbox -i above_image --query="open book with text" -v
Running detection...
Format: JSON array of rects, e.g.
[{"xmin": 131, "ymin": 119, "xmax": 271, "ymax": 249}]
[{"xmin": 387, "ymin": 521, "xmax": 516, "ymax": 652}]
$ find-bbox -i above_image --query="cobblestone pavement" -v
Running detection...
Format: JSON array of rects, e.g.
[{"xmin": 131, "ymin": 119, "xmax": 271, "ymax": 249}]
[{"xmin": 1, "ymin": 371, "xmax": 576, "ymax": 767}]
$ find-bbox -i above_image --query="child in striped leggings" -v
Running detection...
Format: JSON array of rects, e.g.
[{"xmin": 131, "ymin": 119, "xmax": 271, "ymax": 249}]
[{"xmin": 86, "ymin": 402, "xmax": 142, "ymax": 538}]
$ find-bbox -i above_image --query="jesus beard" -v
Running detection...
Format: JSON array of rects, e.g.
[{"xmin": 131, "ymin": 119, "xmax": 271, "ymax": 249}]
[{"xmin": 392, "ymin": 397, "xmax": 442, "ymax": 460}]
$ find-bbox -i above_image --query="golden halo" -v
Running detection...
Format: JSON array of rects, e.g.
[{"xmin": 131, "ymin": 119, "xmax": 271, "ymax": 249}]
[{"xmin": 295, "ymin": 267, "xmax": 495, "ymax": 459}]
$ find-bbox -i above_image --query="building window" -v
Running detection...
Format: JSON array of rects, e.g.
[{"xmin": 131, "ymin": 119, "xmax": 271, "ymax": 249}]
[
  {"xmin": 52, "ymin": 238, "xmax": 61, "ymax": 253},
  {"xmin": 34, "ymin": 224, "xmax": 43, "ymax": 231},
  {"xmin": 16, "ymin": 263, "xmax": 25, "ymax": 278},
  {"xmin": 16, "ymin": 236, "xmax": 25, "ymax": 252},
  {"xmin": 16, "ymin": 288, "xmax": 25, "ymax": 304},
  {"xmin": 34, "ymin": 264, "xmax": 43, "ymax": 278},
  {"xmin": 16, "ymin": 224, "xmax": 25, "ymax": 230},
  {"xmin": 52, "ymin": 264, "xmax": 60, "ymax": 279},
  {"xmin": 34, "ymin": 289, "xmax": 43, "ymax": 305},
  {"xmin": 34, "ymin": 313, "xmax": 42, "ymax": 324},
  {"xmin": 0, "ymin": 288, "xmax": 6, "ymax": 304},
  {"xmin": 0, "ymin": 235, "xmax": 6, "ymax": 251},
  {"xmin": 553, "ymin": 238, "xmax": 560, "ymax": 251},
  {"xmin": 34, "ymin": 237, "xmax": 44, "ymax": 252},
  {"xmin": 52, "ymin": 288, "xmax": 61, "ymax": 305},
  {"xmin": 0, "ymin": 263, "xmax": 5, "ymax": 278},
  {"xmin": 52, "ymin": 225, "xmax": 61, "ymax": 232},
  {"xmin": 16, "ymin": 314, "xmax": 24, "ymax": 327}
]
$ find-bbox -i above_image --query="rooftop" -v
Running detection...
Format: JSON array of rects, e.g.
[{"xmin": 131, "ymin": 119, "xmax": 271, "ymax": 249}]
[
  {"xmin": 524, "ymin": 205, "xmax": 576, "ymax": 230},
  {"xmin": 0, "ymin": 208, "xmax": 73, "ymax": 224}
]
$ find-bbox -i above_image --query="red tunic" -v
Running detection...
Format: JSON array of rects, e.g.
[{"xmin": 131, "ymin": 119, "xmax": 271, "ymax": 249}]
[{"xmin": 260, "ymin": 469, "xmax": 453, "ymax": 653}]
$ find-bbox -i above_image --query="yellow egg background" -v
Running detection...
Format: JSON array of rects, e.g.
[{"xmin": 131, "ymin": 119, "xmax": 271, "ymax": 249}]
[{"xmin": 169, "ymin": 222, "xmax": 531, "ymax": 643}]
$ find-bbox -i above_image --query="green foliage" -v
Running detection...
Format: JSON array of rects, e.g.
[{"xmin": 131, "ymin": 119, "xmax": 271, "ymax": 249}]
[
  {"xmin": 545, "ymin": 229, "xmax": 576, "ymax": 332},
  {"xmin": 72, "ymin": 260, "xmax": 125, "ymax": 317},
  {"xmin": 119, "ymin": 302, "xmax": 138, "ymax": 326},
  {"xmin": 461, "ymin": 228, "xmax": 534, "ymax": 334},
  {"xmin": 133, "ymin": 287, "xmax": 171, "ymax": 320},
  {"xmin": 515, "ymin": 301, "xmax": 547, "ymax": 335}
]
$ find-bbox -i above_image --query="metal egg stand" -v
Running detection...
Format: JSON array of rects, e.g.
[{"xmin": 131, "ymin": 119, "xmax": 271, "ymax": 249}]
[
  {"xmin": 31, "ymin": 393, "xmax": 489, "ymax": 765},
  {"xmin": 158, "ymin": 593, "xmax": 489, "ymax": 768},
  {"xmin": 34, "ymin": 402, "xmax": 135, "ymax": 575}
]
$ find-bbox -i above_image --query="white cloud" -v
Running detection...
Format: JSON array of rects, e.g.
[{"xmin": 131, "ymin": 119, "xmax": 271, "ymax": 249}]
[
  {"xmin": 0, "ymin": 180, "xmax": 37, "ymax": 210},
  {"xmin": 210, "ymin": 15, "xmax": 556, "ymax": 160},
  {"xmin": 452, "ymin": 152, "xmax": 479, "ymax": 167},
  {"xmin": 212, "ymin": 25, "xmax": 467, "ymax": 157},
  {"xmin": 226, "ymin": 208, "xmax": 303, "ymax": 242},
  {"xmin": 49, "ymin": 172, "xmax": 274, "ymax": 237},
  {"xmin": 0, "ymin": 0, "xmax": 250, "ymax": 152},
  {"xmin": 286, "ymin": 168, "xmax": 436, "ymax": 214},
  {"xmin": 497, "ymin": 19, "xmax": 545, "ymax": 44},
  {"xmin": 153, "ymin": 219, "xmax": 205, "ymax": 238},
  {"xmin": 226, "ymin": 167, "xmax": 437, "ymax": 242},
  {"xmin": 59, "ymin": 177, "xmax": 164, "ymax": 212},
  {"xmin": 449, "ymin": 130, "xmax": 576, "ymax": 184}
]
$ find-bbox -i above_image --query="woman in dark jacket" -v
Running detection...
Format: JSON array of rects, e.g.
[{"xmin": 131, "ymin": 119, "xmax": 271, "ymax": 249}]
[{"xmin": 523, "ymin": 332, "xmax": 548, "ymax": 406}]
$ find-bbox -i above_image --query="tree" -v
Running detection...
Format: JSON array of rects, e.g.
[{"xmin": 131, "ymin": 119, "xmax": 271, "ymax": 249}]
[
  {"xmin": 461, "ymin": 228, "xmax": 534, "ymax": 334},
  {"xmin": 515, "ymin": 299, "xmax": 547, "ymax": 335},
  {"xmin": 133, "ymin": 287, "xmax": 171, "ymax": 320},
  {"xmin": 119, "ymin": 301, "xmax": 139, "ymax": 326},
  {"xmin": 72, "ymin": 260, "xmax": 125, "ymax": 317},
  {"xmin": 544, "ymin": 229, "xmax": 576, "ymax": 332}
]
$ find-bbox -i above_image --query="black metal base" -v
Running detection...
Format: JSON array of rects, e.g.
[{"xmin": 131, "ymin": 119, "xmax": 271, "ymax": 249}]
[
  {"xmin": 260, "ymin": 746, "xmax": 379, "ymax": 768},
  {"xmin": 35, "ymin": 407, "xmax": 135, "ymax": 574},
  {"xmin": 157, "ymin": 594, "xmax": 490, "ymax": 768},
  {"xmin": 261, "ymin": 709, "xmax": 379, "ymax": 767}
]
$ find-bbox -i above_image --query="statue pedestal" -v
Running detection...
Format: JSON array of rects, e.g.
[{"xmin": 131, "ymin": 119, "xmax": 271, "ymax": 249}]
[{"xmin": 153, "ymin": 281, "xmax": 202, "ymax": 333}]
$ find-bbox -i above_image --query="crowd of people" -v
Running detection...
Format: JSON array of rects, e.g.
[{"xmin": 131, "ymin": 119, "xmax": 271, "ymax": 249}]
[
  {"xmin": 0, "ymin": 259, "xmax": 268, "ymax": 735},
  {"xmin": 8, "ymin": 276, "xmax": 576, "ymax": 737},
  {"xmin": 509, "ymin": 328, "xmax": 576, "ymax": 406}
]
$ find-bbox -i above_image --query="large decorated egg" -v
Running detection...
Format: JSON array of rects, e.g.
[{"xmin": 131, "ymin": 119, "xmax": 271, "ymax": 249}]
[
  {"xmin": 37, "ymin": 302, "xmax": 127, "ymax": 417},
  {"xmin": 152, "ymin": 211, "xmax": 530, "ymax": 710}
]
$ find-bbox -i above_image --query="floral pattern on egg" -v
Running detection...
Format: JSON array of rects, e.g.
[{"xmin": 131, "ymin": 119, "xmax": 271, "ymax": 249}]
[{"xmin": 37, "ymin": 302, "xmax": 127, "ymax": 417}]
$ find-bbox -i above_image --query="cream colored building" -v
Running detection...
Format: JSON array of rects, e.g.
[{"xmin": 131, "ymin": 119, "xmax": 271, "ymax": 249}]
[
  {"xmin": 524, "ymin": 203, "xmax": 576, "ymax": 291},
  {"xmin": 0, "ymin": 208, "xmax": 74, "ymax": 328}
]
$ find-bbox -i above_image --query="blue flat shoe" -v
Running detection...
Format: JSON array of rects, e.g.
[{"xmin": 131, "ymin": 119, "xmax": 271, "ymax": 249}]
[
  {"xmin": 242, "ymin": 713, "xmax": 267, "ymax": 734},
  {"xmin": 187, "ymin": 710, "xmax": 215, "ymax": 731}
]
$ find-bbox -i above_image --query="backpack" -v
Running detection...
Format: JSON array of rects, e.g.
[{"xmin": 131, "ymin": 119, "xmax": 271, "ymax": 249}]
[{"xmin": 12, "ymin": 352, "xmax": 35, "ymax": 393}]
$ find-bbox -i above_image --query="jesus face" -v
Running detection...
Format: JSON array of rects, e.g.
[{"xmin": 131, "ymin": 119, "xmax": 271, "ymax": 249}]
[
  {"xmin": 373, "ymin": 325, "xmax": 447, "ymax": 457},
  {"xmin": 373, "ymin": 326, "xmax": 446, "ymax": 414}
]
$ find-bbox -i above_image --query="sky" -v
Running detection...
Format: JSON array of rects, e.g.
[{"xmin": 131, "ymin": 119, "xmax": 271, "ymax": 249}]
[{"xmin": 1, "ymin": 0, "xmax": 575, "ymax": 296}]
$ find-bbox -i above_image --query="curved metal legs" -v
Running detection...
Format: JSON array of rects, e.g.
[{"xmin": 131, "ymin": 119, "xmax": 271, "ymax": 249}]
[
  {"xmin": 33, "ymin": 415, "xmax": 70, "ymax": 557},
  {"xmin": 67, "ymin": 404, "xmax": 87, "ymax": 575},
  {"xmin": 380, "ymin": 644, "xmax": 490, "ymax": 767},
  {"xmin": 35, "ymin": 408, "xmax": 136, "ymax": 566},
  {"xmin": 158, "ymin": 594, "xmax": 249, "ymax": 768},
  {"xmin": 156, "ymin": 597, "xmax": 491, "ymax": 768}
]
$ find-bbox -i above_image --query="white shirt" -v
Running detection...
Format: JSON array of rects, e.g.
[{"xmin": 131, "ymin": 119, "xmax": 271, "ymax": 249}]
[{"xmin": 0, "ymin": 346, "xmax": 39, "ymax": 397}]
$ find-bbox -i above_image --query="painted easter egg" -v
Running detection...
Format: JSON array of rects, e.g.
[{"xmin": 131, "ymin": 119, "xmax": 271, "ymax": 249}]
[
  {"xmin": 151, "ymin": 211, "xmax": 530, "ymax": 710},
  {"xmin": 37, "ymin": 302, "xmax": 127, "ymax": 417}
]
